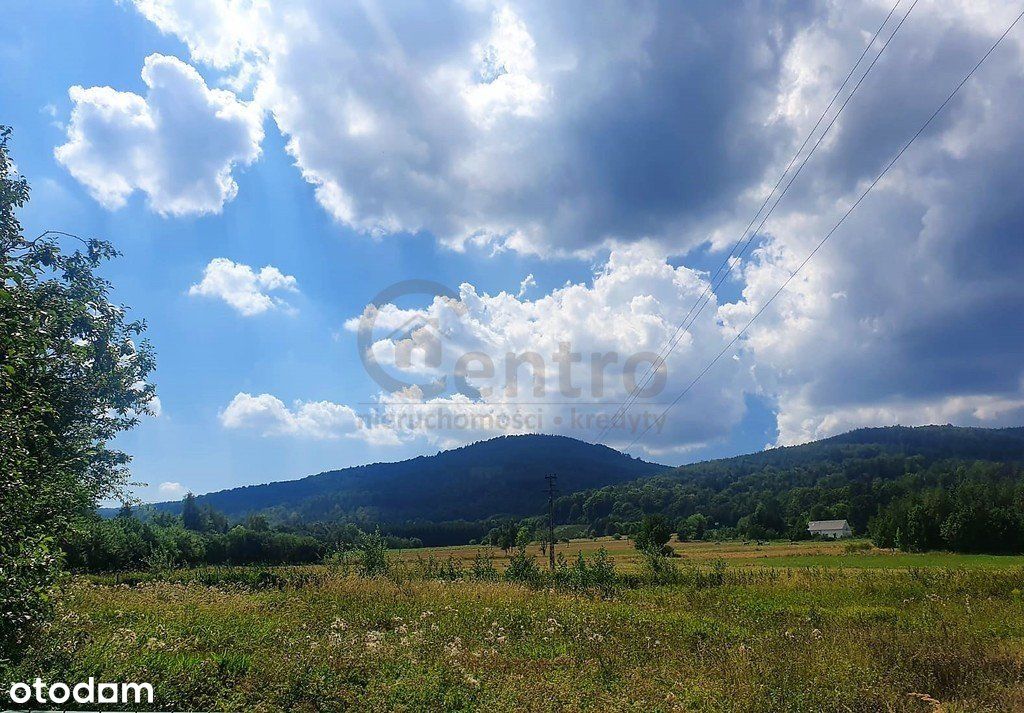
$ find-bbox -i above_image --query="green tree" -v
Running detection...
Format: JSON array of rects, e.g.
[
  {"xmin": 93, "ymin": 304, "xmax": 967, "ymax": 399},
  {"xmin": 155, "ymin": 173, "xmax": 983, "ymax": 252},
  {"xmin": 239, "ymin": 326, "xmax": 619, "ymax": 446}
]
[
  {"xmin": 0, "ymin": 127, "xmax": 155, "ymax": 663},
  {"xmin": 679, "ymin": 513, "xmax": 709, "ymax": 541},
  {"xmin": 515, "ymin": 524, "xmax": 533, "ymax": 548},
  {"xmin": 181, "ymin": 493, "xmax": 204, "ymax": 531},
  {"xmin": 634, "ymin": 514, "xmax": 672, "ymax": 555},
  {"xmin": 489, "ymin": 520, "xmax": 519, "ymax": 553}
]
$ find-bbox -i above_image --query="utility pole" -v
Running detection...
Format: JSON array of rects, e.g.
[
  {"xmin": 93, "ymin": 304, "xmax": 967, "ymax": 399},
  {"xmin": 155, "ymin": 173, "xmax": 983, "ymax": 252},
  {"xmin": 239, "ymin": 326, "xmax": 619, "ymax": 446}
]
[{"xmin": 545, "ymin": 474, "xmax": 557, "ymax": 571}]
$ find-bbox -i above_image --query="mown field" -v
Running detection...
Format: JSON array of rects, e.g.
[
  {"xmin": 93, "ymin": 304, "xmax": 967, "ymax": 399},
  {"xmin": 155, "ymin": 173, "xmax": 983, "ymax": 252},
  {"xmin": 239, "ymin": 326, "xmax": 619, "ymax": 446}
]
[
  {"xmin": 12, "ymin": 540, "xmax": 1024, "ymax": 711},
  {"xmin": 392, "ymin": 537, "xmax": 1024, "ymax": 572}
]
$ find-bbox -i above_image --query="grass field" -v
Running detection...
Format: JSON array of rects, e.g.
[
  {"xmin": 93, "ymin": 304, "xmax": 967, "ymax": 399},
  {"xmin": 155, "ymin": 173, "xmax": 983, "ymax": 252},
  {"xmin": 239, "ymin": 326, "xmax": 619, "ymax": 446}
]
[
  {"xmin": 13, "ymin": 540, "xmax": 1024, "ymax": 711},
  {"xmin": 393, "ymin": 537, "xmax": 1024, "ymax": 572}
]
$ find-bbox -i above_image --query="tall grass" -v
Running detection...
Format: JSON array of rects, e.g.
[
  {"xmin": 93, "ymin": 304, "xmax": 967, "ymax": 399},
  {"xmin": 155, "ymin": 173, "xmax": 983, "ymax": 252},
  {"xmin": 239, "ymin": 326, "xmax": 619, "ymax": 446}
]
[{"xmin": 11, "ymin": 555, "xmax": 1024, "ymax": 711}]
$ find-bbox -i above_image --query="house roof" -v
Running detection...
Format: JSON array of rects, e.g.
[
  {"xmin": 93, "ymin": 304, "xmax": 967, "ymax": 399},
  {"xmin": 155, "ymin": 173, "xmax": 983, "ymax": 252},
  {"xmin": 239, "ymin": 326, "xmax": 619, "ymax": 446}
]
[{"xmin": 807, "ymin": 519, "xmax": 850, "ymax": 530}]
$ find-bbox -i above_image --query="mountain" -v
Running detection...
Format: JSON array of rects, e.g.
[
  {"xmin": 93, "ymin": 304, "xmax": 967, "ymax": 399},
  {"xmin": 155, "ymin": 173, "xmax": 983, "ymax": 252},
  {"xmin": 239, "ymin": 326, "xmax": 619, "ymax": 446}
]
[
  {"xmin": 144, "ymin": 434, "xmax": 668, "ymax": 523},
  {"xmin": 554, "ymin": 425, "xmax": 1024, "ymax": 539},
  {"xmin": 723, "ymin": 424, "xmax": 1024, "ymax": 467}
]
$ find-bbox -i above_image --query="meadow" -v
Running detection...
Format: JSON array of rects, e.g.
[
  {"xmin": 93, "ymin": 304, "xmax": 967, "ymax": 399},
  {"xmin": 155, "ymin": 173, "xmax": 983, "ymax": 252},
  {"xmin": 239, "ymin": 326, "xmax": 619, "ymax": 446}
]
[
  {"xmin": 12, "ymin": 539, "xmax": 1024, "ymax": 711},
  {"xmin": 391, "ymin": 537, "xmax": 1024, "ymax": 572}
]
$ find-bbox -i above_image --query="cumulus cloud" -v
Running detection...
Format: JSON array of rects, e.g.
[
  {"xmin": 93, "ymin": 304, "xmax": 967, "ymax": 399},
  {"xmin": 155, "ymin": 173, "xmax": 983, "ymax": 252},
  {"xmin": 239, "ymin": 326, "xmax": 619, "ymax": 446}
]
[
  {"xmin": 143, "ymin": 1, "xmax": 1024, "ymax": 449},
  {"xmin": 188, "ymin": 258, "xmax": 298, "ymax": 316},
  {"xmin": 129, "ymin": 1, "xmax": 813, "ymax": 253},
  {"xmin": 341, "ymin": 246, "xmax": 750, "ymax": 453},
  {"xmin": 158, "ymin": 481, "xmax": 186, "ymax": 496},
  {"xmin": 219, "ymin": 392, "xmax": 370, "ymax": 440},
  {"xmin": 516, "ymin": 273, "xmax": 536, "ymax": 298},
  {"xmin": 719, "ymin": 1, "xmax": 1024, "ymax": 445},
  {"xmin": 55, "ymin": 53, "xmax": 263, "ymax": 216},
  {"xmin": 218, "ymin": 248, "xmax": 749, "ymax": 454}
]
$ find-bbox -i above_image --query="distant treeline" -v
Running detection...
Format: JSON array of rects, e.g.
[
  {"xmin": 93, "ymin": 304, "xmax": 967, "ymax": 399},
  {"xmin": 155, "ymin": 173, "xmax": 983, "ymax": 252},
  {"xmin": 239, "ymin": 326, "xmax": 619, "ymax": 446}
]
[
  {"xmin": 65, "ymin": 495, "xmax": 422, "ymax": 571},
  {"xmin": 72, "ymin": 428, "xmax": 1024, "ymax": 569},
  {"xmin": 69, "ymin": 495, "xmax": 561, "ymax": 571},
  {"xmin": 552, "ymin": 448, "xmax": 1024, "ymax": 552}
]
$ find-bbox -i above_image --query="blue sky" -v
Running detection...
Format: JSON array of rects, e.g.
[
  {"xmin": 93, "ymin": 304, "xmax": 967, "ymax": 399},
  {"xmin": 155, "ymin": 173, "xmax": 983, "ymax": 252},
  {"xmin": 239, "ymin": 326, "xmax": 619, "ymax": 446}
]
[{"xmin": 3, "ymin": 1, "xmax": 1023, "ymax": 502}]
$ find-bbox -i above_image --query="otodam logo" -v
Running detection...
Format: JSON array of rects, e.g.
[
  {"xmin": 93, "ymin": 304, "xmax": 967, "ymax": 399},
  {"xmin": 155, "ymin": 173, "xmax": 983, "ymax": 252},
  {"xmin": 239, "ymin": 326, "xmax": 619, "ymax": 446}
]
[{"xmin": 7, "ymin": 678, "xmax": 154, "ymax": 706}]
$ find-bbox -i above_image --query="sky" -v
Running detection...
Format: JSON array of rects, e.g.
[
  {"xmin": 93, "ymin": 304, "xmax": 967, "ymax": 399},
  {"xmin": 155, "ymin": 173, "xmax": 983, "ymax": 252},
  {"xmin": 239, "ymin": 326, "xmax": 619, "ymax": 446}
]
[{"xmin": 2, "ymin": 0, "xmax": 1023, "ymax": 503}]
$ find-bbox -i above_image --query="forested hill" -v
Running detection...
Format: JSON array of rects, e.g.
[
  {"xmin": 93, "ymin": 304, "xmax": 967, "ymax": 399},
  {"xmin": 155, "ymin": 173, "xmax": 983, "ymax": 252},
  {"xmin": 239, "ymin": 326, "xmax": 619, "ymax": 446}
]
[
  {"xmin": 666, "ymin": 424, "xmax": 1024, "ymax": 479},
  {"xmin": 144, "ymin": 434, "xmax": 667, "ymax": 523},
  {"xmin": 555, "ymin": 425, "xmax": 1024, "ymax": 543}
]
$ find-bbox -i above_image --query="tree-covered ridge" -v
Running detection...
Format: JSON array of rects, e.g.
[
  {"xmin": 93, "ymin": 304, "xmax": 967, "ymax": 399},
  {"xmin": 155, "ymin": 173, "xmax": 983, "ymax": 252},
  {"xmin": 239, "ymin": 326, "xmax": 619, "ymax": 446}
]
[
  {"xmin": 139, "ymin": 434, "xmax": 667, "ymax": 523},
  {"xmin": 120, "ymin": 425, "xmax": 1024, "ymax": 555},
  {"xmin": 553, "ymin": 425, "xmax": 1024, "ymax": 548}
]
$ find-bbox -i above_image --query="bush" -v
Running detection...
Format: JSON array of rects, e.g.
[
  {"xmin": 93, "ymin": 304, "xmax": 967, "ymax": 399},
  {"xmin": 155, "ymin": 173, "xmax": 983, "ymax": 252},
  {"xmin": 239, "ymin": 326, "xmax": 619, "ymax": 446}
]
[
  {"xmin": 1, "ymin": 127, "xmax": 155, "ymax": 662},
  {"xmin": 471, "ymin": 549, "xmax": 498, "ymax": 581},
  {"xmin": 634, "ymin": 515, "xmax": 672, "ymax": 555},
  {"xmin": 638, "ymin": 546, "xmax": 682, "ymax": 585},
  {"xmin": 358, "ymin": 530, "xmax": 390, "ymax": 577},
  {"xmin": 505, "ymin": 545, "xmax": 541, "ymax": 585},
  {"xmin": 0, "ymin": 537, "xmax": 60, "ymax": 666},
  {"xmin": 556, "ymin": 547, "xmax": 617, "ymax": 594}
]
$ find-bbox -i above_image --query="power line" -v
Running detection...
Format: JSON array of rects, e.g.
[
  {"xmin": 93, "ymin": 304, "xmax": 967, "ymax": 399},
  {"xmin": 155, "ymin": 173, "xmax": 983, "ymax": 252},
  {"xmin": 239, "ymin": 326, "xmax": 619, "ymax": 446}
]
[
  {"xmin": 603, "ymin": 0, "xmax": 916, "ymax": 440},
  {"xmin": 627, "ymin": 5, "xmax": 1024, "ymax": 452},
  {"xmin": 599, "ymin": 0, "xmax": 912, "ymax": 441}
]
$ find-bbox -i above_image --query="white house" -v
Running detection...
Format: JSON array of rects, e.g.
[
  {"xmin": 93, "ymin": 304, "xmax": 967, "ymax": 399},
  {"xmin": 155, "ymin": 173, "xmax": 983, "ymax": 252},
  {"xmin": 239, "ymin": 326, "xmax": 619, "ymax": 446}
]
[{"xmin": 807, "ymin": 519, "xmax": 852, "ymax": 539}]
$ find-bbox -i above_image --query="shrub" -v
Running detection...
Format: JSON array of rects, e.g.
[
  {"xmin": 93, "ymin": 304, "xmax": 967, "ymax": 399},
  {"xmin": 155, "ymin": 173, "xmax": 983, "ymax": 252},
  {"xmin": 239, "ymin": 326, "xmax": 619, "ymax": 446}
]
[
  {"xmin": 559, "ymin": 547, "xmax": 617, "ymax": 594},
  {"xmin": 358, "ymin": 530, "xmax": 390, "ymax": 577},
  {"xmin": 471, "ymin": 549, "xmax": 498, "ymax": 581},
  {"xmin": 0, "ymin": 127, "xmax": 155, "ymax": 662},
  {"xmin": 638, "ymin": 546, "xmax": 682, "ymax": 585},
  {"xmin": 505, "ymin": 545, "xmax": 541, "ymax": 585},
  {"xmin": 634, "ymin": 515, "xmax": 673, "ymax": 555},
  {"xmin": 0, "ymin": 537, "xmax": 60, "ymax": 666}
]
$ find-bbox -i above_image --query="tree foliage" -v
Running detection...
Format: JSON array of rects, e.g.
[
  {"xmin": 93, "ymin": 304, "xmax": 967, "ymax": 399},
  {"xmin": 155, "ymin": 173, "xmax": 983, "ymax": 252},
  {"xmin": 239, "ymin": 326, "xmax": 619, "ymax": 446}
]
[
  {"xmin": 552, "ymin": 426, "xmax": 1024, "ymax": 550},
  {"xmin": 0, "ymin": 127, "xmax": 156, "ymax": 663},
  {"xmin": 634, "ymin": 514, "xmax": 672, "ymax": 554}
]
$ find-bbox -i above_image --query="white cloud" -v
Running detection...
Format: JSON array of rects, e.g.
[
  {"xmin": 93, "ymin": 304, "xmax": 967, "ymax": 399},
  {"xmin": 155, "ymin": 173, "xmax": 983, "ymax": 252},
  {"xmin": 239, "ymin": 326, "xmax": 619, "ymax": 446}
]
[
  {"xmin": 219, "ymin": 248, "xmax": 750, "ymax": 454},
  {"xmin": 717, "ymin": 1, "xmax": 1024, "ymax": 446},
  {"xmin": 133, "ymin": 0, "xmax": 269, "ymax": 71},
  {"xmin": 775, "ymin": 391, "xmax": 1024, "ymax": 447},
  {"xmin": 188, "ymin": 258, "xmax": 298, "ymax": 316},
  {"xmin": 461, "ymin": 6, "xmax": 548, "ymax": 128},
  {"xmin": 140, "ymin": 1, "xmax": 1024, "ymax": 449},
  {"xmin": 343, "ymin": 246, "xmax": 751, "ymax": 454},
  {"xmin": 219, "ymin": 392, "xmax": 371, "ymax": 441},
  {"xmin": 516, "ymin": 273, "xmax": 536, "ymax": 298},
  {"xmin": 158, "ymin": 481, "xmax": 186, "ymax": 496},
  {"xmin": 128, "ymin": 1, "xmax": 813, "ymax": 254},
  {"xmin": 55, "ymin": 53, "xmax": 263, "ymax": 216}
]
